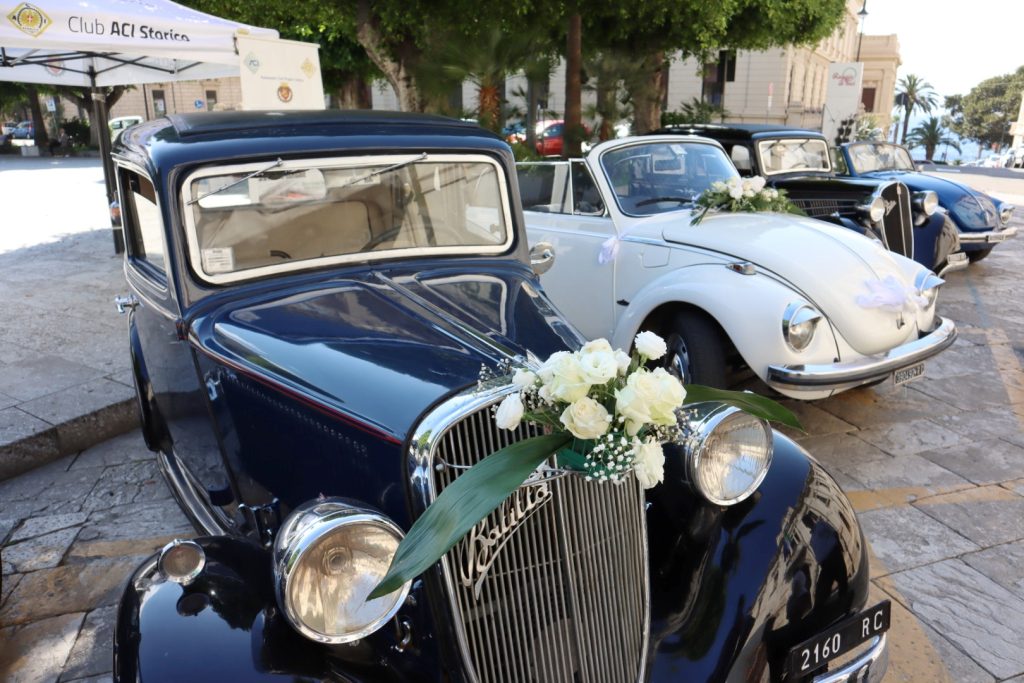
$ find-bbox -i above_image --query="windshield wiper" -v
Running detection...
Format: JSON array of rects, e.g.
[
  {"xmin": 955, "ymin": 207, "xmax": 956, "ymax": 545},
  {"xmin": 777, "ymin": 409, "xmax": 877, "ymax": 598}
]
[
  {"xmin": 187, "ymin": 158, "xmax": 284, "ymax": 206},
  {"xmin": 333, "ymin": 153, "xmax": 428, "ymax": 192},
  {"xmin": 634, "ymin": 195, "xmax": 693, "ymax": 208}
]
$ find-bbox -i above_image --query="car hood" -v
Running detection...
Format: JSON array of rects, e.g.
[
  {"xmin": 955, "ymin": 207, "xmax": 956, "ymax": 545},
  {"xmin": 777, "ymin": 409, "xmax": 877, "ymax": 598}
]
[
  {"xmin": 191, "ymin": 264, "xmax": 576, "ymax": 444},
  {"xmin": 859, "ymin": 171, "xmax": 1000, "ymax": 228},
  {"xmin": 660, "ymin": 212, "xmax": 921, "ymax": 355}
]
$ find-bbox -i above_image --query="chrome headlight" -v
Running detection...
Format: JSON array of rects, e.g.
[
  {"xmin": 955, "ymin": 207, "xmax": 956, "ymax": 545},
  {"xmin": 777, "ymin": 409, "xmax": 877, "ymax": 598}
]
[
  {"xmin": 859, "ymin": 196, "xmax": 886, "ymax": 224},
  {"xmin": 782, "ymin": 303, "xmax": 823, "ymax": 352},
  {"xmin": 681, "ymin": 403, "xmax": 773, "ymax": 506},
  {"xmin": 913, "ymin": 190, "xmax": 939, "ymax": 216},
  {"xmin": 914, "ymin": 270, "xmax": 944, "ymax": 308},
  {"xmin": 274, "ymin": 499, "xmax": 411, "ymax": 644},
  {"xmin": 1000, "ymin": 204, "xmax": 1015, "ymax": 227}
]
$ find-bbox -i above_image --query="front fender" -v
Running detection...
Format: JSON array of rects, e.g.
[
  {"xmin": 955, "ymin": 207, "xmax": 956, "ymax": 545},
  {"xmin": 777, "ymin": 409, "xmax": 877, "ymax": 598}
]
[
  {"xmin": 646, "ymin": 433, "xmax": 871, "ymax": 682},
  {"xmin": 113, "ymin": 536, "xmax": 439, "ymax": 683},
  {"xmin": 611, "ymin": 263, "xmax": 840, "ymax": 381}
]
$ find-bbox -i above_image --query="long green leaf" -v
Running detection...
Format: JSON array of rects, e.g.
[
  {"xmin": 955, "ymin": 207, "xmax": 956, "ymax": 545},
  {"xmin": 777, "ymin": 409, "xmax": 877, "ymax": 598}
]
[
  {"xmin": 684, "ymin": 384, "xmax": 803, "ymax": 431},
  {"xmin": 369, "ymin": 431, "xmax": 572, "ymax": 600}
]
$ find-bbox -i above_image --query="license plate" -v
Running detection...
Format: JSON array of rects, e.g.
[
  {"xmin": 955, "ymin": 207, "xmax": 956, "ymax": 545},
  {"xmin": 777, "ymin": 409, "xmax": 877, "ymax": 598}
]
[
  {"xmin": 786, "ymin": 600, "xmax": 891, "ymax": 679},
  {"xmin": 893, "ymin": 362, "xmax": 925, "ymax": 386}
]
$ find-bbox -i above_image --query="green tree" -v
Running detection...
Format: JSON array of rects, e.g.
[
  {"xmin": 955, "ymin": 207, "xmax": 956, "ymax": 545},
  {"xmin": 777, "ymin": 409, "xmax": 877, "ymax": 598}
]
[
  {"xmin": 947, "ymin": 66, "xmax": 1024, "ymax": 150},
  {"xmin": 895, "ymin": 74, "xmax": 938, "ymax": 145},
  {"xmin": 906, "ymin": 116, "xmax": 960, "ymax": 161}
]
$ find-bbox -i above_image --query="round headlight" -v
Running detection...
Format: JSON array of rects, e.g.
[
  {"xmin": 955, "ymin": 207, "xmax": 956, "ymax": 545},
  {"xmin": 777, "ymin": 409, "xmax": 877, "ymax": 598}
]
[
  {"xmin": 274, "ymin": 499, "xmax": 411, "ymax": 644},
  {"xmin": 682, "ymin": 404, "xmax": 773, "ymax": 505},
  {"xmin": 782, "ymin": 303, "xmax": 822, "ymax": 352},
  {"xmin": 913, "ymin": 191, "xmax": 939, "ymax": 216},
  {"xmin": 861, "ymin": 196, "xmax": 886, "ymax": 224},
  {"xmin": 1000, "ymin": 204, "xmax": 1015, "ymax": 227}
]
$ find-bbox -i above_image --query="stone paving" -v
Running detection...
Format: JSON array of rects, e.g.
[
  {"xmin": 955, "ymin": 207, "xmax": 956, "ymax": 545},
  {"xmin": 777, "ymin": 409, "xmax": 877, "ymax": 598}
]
[{"xmin": 0, "ymin": 159, "xmax": 1023, "ymax": 681}]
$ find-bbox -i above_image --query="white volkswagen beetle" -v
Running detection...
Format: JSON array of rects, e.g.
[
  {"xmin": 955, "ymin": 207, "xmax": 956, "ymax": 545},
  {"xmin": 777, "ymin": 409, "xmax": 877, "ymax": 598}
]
[{"xmin": 518, "ymin": 136, "xmax": 957, "ymax": 400}]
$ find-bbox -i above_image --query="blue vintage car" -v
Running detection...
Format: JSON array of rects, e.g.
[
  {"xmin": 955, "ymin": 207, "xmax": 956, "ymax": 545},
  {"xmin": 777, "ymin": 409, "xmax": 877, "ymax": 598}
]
[
  {"xmin": 661, "ymin": 124, "xmax": 968, "ymax": 276},
  {"xmin": 110, "ymin": 110, "xmax": 889, "ymax": 683},
  {"xmin": 837, "ymin": 141, "xmax": 1016, "ymax": 262}
]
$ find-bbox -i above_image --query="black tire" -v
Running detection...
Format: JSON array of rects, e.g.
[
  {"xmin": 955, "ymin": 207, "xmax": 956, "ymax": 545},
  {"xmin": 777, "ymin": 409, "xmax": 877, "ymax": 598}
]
[
  {"xmin": 967, "ymin": 247, "xmax": 993, "ymax": 263},
  {"xmin": 658, "ymin": 310, "xmax": 728, "ymax": 388}
]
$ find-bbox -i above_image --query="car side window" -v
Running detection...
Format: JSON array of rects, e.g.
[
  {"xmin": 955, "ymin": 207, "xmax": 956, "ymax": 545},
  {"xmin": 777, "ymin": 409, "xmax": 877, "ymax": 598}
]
[
  {"xmin": 516, "ymin": 162, "xmax": 571, "ymax": 214},
  {"xmin": 730, "ymin": 145, "xmax": 753, "ymax": 174},
  {"xmin": 570, "ymin": 161, "xmax": 605, "ymax": 216},
  {"xmin": 120, "ymin": 169, "xmax": 167, "ymax": 278},
  {"xmin": 832, "ymin": 148, "xmax": 849, "ymax": 175}
]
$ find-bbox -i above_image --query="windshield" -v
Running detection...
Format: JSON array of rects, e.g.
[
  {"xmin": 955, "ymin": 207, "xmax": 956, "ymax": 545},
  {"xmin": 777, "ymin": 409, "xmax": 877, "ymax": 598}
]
[
  {"xmin": 756, "ymin": 138, "xmax": 831, "ymax": 175},
  {"xmin": 183, "ymin": 154, "xmax": 512, "ymax": 284},
  {"xmin": 599, "ymin": 141, "xmax": 738, "ymax": 216},
  {"xmin": 847, "ymin": 142, "xmax": 916, "ymax": 173}
]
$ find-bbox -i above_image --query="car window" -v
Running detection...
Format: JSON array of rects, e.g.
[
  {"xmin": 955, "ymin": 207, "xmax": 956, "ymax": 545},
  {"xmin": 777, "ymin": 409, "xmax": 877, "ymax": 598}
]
[
  {"xmin": 846, "ymin": 142, "xmax": 915, "ymax": 174},
  {"xmin": 121, "ymin": 170, "xmax": 166, "ymax": 276},
  {"xmin": 517, "ymin": 162, "xmax": 571, "ymax": 214},
  {"xmin": 183, "ymin": 154, "xmax": 513, "ymax": 284},
  {"xmin": 730, "ymin": 145, "xmax": 753, "ymax": 173},
  {"xmin": 599, "ymin": 141, "xmax": 739, "ymax": 216},
  {"xmin": 831, "ymin": 148, "xmax": 849, "ymax": 175},
  {"xmin": 756, "ymin": 138, "xmax": 831, "ymax": 175},
  {"xmin": 570, "ymin": 161, "xmax": 604, "ymax": 215}
]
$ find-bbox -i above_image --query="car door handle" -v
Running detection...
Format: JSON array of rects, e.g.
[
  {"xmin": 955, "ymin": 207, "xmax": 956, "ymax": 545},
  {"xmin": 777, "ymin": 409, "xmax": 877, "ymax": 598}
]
[
  {"xmin": 114, "ymin": 293, "xmax": 139, "ymax": 314},
  {"xmin": 530, "ymin": 242, "xmax": 556, "ymax": 275}
]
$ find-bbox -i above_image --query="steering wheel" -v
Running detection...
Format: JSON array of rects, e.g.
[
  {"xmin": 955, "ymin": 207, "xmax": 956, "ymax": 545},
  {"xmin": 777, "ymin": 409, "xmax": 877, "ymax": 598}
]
[{"xmin": 362, "ymin": 227, "xmax": 404, "ymax": 251}]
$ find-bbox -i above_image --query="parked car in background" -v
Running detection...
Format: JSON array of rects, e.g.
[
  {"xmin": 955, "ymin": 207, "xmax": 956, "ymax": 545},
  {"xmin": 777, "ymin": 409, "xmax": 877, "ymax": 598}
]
[
  {"xmin": 518, "ymin": 135, "xmax": 956, "ymax": 400},
  {"xmin": 110, "ymin": 110, "xmax": 890, "ymax": 683},
  {"xmin": 658, "ymin": 124, "xmax": 967, "ymax": 276},
  {"xmin": 1, "ymin": 121, "xmax": 16, "ymax": 135},
  {"xmin": 108, "ymin": 115, "xmax": 143, "ymax": 141},
  {"xmin": 838, "ymin": 141, "xmax": 1017, "ymax": 263},
  {"xmin": 536, "ymin": 120, "xmax": 592, "ymax": 156},
  {"xmin": 11, "ymin": 120, "xmax": 33, "ymax": 139}
]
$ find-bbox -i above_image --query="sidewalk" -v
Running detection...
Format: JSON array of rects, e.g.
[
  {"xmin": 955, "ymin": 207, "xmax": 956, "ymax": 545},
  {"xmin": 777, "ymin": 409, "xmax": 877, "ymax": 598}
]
[{"xmin": 0, "ymin": 157, "xmax": 134, "ymax": 481}]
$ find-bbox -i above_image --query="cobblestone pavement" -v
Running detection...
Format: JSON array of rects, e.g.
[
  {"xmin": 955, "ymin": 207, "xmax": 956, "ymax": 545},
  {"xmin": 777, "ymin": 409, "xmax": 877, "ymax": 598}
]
[{"xmin": 0, "ymin": 167, "xmax": 1023, "ymax": 682}]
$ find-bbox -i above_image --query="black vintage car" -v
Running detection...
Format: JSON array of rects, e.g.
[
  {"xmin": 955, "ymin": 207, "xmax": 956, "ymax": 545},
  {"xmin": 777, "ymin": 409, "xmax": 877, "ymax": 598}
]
[
  {"xmin": 111, "ymin": 111, "xmax": 889, "ymax": 683},
  {"xmin": 658, "ymin": 124, "xmax": 967, "ymax": 276}
]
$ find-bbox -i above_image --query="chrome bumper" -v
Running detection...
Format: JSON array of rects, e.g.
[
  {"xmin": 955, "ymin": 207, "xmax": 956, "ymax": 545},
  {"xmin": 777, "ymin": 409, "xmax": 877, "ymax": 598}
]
[
  {"xmin": 937, "ymin": 251, "xmax": 968, "ymax": 277},
  {"xmin": 767, "ymin": 317, "xmax": 957, "ymax": 390},
  {"xmin": 812, "ymin": 635, "xmax": 888, "ymax": 683},
  {"xmin": 959, "ymin": 225, "xmax": 1017, "ymax": 243}
]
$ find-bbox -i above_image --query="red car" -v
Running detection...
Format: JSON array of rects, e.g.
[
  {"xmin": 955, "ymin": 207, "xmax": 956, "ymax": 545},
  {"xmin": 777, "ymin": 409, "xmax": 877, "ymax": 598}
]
[{"xmin": 535, "ymin": 121, "xmax": 591, "ymax": 156}]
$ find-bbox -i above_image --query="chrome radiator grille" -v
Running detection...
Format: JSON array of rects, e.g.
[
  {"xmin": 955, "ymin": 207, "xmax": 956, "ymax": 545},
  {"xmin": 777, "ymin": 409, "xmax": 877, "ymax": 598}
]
[
  {"xmin": 879, "ymin": 182, "xmax": 914, "ymax": 258},
  {"xmin": 423, "ymin": 390, "xmax": 649, "ymax": 683},
  {"xmin": 792, "ymin": 197, "xmax": 859, "ymax": 219}
]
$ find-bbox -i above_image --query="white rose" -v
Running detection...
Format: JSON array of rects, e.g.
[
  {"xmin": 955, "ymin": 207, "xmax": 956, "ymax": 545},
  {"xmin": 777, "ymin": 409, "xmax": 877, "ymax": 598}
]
[
  {"xmin": 729, "ymin": 184, "xmax": 744, "ymax": 200},
  {"xmin": 711, "ymin": 180, "xmax": 727, "ymax": 192},
  {"xmin": 538, "ymin": 351, "xmax": 570, "ymax": 383},
  {"xmin": 614, "ymin": 349, "xmax": 631, "ymax": 375},
  {"xmin": 615, "ymin": 368, "xmax": 684, "ymax": 434},
  {"xmin": 741, "ymin": 178, "xmax": 752, "ymax": 192},
  {"xmin": 646, "ymin": 367, "xmax": 686, "ymax": 425},
  {"xmin": 766, "ymin": 188, "xmax": 779, "ymax": 199},
  {"xmin": 578, "ymin": 340, "xmax": 619, "ymax": 385},
  {"xmin": 512, "ymin": 368, "xmax": 538, "ymax": 390},
  {"xmin": 495, "ymin": 393, "xmax": 524, "ymax": 430},
  {"xmin": 634, "ymin": 331, "xmax": 667, "ymax": 360},
  {"xmin": 750, "ymin": 176, "xmax": 767, "ymax": 192},
  {"xmin": 559, "ymin": 397, "xmax": 612, "ymax": 440},
  {"xmin": 541, "ymin": 352, "xmax": 591, "ymax": 403},
  {"xmin": 632, "ymin": 437, "xmax": 665, "ymax": 489},
  {"xmin": 615, "ymin": 373, "xmax": 654, "ymax": 436}
]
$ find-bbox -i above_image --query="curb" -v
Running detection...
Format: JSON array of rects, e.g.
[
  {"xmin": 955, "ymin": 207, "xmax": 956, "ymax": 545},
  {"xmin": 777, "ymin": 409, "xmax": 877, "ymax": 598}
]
[{"xmin": 0, "ymin": 399, "xmax": 137, "ymax": 481}]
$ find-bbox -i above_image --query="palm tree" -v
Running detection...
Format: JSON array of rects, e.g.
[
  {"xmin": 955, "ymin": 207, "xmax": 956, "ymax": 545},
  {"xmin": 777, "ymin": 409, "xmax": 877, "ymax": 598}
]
[
  {"xmin": 895, "ymin": 74, "xmax": 938, "ymax": 145},
  {"xmin": 907, "ymin": 117, "xmax": 961, "ymax": 161}
]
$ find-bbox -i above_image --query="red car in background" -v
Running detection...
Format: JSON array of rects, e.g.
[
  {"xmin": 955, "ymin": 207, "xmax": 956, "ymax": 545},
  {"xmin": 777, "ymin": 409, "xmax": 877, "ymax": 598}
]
[{"xmin": 535, "ymin": 121, "xmax": 592, "ymax": 156}]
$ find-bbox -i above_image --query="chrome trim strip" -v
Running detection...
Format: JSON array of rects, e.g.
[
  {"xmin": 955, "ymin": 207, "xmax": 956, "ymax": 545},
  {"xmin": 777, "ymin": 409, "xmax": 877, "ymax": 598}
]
[
  {"xmin": 812, "ymin": 634, "xmax": 888, "ymax": 683},
  {"xmin": 959, "ymin": 226, "xmax": 1017, "ymax": 243},
  {"xmin": 767, "ymin": 317, "xmax": 957, "ymax": 388},
  {"xmin": 157, "ymin": 450, "xmax": 232, "ymax": 536}
]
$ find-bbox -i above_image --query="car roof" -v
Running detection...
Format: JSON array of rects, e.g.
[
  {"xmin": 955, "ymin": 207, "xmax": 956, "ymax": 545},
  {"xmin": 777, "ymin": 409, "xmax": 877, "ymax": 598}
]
[
  {"xmin": 113, "ymin": 110, "xmax": 507, "ymax": 176},
  {"xmin": 657, "ymin": 123, "xmax": 825, "ymax": 141}
]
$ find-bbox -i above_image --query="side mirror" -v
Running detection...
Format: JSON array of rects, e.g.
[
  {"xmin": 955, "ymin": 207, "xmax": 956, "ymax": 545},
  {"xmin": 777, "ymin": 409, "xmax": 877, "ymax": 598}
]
[{"xmin": 530, "ymin": 241, "xmax": 556, "ymax": 275}]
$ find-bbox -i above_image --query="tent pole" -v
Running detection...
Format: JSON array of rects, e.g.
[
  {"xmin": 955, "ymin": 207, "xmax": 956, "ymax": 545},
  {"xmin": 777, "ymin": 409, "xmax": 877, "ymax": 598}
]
[{"xmin": 89, "ymin": 68, "xmax": 121, "ymax": 253}]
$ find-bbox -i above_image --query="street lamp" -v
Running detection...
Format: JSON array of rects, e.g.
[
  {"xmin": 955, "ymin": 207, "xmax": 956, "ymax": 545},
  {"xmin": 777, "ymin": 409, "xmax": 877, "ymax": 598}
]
[{"xmin": 856, "ymin": 1, "xmax": 868, "ymax": 62}]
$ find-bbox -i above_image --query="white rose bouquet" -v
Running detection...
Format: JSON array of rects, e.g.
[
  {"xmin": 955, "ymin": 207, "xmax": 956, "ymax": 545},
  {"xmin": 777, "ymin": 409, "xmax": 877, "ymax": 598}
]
[
  {"xmin": 370, "ymin": 332, "xmax": 799, "ymax": 599},
  {"xmin": 690, "ymin": 176, "xmax": 802, "ymax": 225}
]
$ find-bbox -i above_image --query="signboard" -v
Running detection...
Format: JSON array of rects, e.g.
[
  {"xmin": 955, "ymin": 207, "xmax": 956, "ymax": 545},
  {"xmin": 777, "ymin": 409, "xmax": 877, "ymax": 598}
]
[
  {"xmin": 194, "ymin": 99, "xmax": 204, "ymax": 110},
  {"xmin": 236, "ymin": 34, "xmax": 324, "ymax": 110},
  {"xmin": 822, "ymin": 62, "xmax": 864, "ymax": 143}
]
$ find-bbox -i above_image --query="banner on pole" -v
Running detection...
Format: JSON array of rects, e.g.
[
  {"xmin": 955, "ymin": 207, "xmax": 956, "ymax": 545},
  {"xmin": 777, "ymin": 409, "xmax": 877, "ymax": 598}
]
[
  {"xmin": 822, "ymin": 62, "xmax": 864, "ymax": 143},
  {"xmin": 236, "ymin": 34, "xmax": 325, "ymax": 110}
]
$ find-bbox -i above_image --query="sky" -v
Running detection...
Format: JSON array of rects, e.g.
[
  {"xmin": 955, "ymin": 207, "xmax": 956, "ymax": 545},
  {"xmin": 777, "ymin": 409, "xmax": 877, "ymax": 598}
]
[{"xmin": 864, "ymin": 0, "xmax": 1024, "ymax": 98}]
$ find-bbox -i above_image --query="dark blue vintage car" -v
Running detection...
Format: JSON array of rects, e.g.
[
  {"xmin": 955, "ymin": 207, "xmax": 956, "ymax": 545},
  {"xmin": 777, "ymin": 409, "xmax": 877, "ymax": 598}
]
[
  {"xmin": 659, "ymin": 124, "xmax": 968, "ymax": 276},
  {"xmin": 837, "ymin": 141, "xmax": 1017, "ymax": 263},
  {"xmin": 110, "ymin": 110, "xmax": 889, "ymax": 683}
]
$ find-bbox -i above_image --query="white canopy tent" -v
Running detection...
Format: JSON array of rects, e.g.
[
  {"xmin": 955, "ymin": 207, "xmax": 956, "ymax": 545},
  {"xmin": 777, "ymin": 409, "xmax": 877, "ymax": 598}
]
[{"xmin": 0, "ymin": 0, "xmax": 280, "ymax": 228}]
